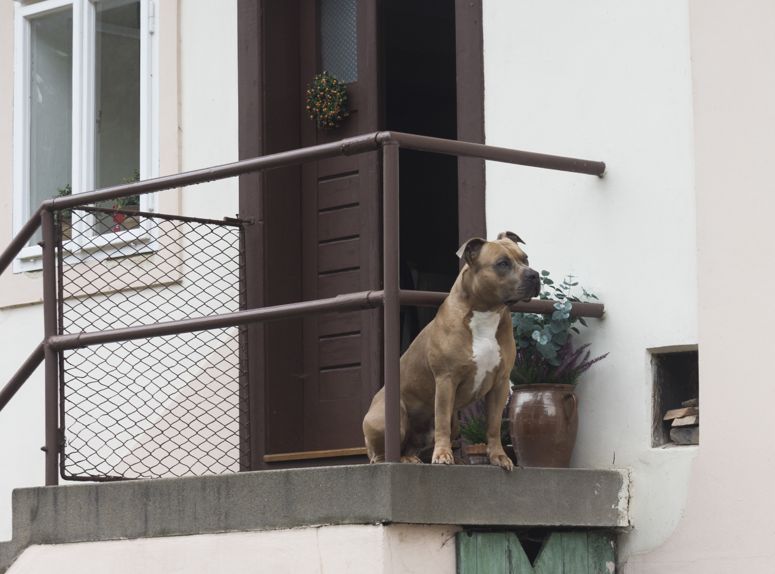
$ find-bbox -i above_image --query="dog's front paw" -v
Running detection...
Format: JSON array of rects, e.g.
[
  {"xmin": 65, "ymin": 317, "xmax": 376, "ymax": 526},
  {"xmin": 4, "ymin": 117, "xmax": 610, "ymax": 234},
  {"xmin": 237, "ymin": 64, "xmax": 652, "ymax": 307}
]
[
  {"xmin": 490, "ymin": 453, "xmax": 514, "ymax": 471},
  {"xmin": 431, "ymin": 447, "xmax": 454, "ymax": 465},
  {"xmin": 400, "ymin": 455, "xmax": 422, "ymax": 464}
]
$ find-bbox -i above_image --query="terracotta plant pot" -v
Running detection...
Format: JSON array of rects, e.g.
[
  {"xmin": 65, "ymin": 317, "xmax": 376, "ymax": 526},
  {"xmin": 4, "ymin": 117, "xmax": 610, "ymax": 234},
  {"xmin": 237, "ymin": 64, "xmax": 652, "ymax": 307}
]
[
  {"xmin": 508, "ymin": 384, "xmax": 578, "ymax": 468},
  {"xmin": 462, "ymin": 443, "xmax": 488, "ymax": 465}
]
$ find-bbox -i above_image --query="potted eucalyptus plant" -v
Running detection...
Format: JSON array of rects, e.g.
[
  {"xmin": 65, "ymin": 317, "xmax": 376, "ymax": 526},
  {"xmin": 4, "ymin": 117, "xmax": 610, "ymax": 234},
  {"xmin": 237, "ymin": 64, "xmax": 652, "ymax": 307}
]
[{"xmin": 509, "ymin": 271, "xmax": 607, "ymax": 468}]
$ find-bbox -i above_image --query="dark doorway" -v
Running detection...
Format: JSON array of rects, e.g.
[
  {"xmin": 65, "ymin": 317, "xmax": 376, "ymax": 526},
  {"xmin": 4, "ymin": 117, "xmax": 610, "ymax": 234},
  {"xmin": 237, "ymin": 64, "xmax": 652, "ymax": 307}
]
[
  {"xmin": 238, "ymin": 0, "xmax": 484, "ymax": 467},
  {"xmin": 384, "ymin": 0, "xmax": 460, "ymax": 350}
]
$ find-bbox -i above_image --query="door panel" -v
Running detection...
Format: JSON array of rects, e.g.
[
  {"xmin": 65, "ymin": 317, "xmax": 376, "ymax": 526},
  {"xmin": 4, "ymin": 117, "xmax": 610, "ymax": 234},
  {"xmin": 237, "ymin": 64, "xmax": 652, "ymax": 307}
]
[
  {"xmin": 241, "ymin": 0, "xmax": 479, "ymax": 462},
  {"xmin": 319, "ymin": 367, "xmax": 361, "ymax": 401},
  {"xmin": 318, "ymin": 312, "xmax": 361, "ymax": 336},
  {"xmin": 318, "ymin": 206, "xmax": 361, "ymax": 241},
  {"xmin": 318, "ymin": 238, "xmax": 360, "ymax": 272},
  {"xmin": 300, "ymin": 0, "xmax": 380, "ymax": 452},
  {"xmin": 318, "ymin": 334, "xmax": 361, "ymax": 368}
]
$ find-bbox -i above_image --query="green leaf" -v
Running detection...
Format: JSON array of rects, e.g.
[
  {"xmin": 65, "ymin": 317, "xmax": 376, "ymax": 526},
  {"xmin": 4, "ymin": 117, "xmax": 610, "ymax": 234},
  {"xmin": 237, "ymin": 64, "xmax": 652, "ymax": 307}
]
[
  {"xmin": 553, "ymin": 332, "xmax": 568, "ymax": 345},
  {"xmin": 538, "ymin": 345, "xmax": 557, "ymax": 361},
  {"xmin": 549, "ymin": 322, "xmax": 565, "ymax": 333},
  {"xmin": 541, "ymin": 270, "xmax": 550, "ymax": 276}
]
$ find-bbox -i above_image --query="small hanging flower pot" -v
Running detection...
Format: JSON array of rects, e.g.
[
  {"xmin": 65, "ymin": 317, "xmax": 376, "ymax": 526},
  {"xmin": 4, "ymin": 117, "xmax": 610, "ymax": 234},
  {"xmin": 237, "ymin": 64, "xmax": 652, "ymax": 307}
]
[
  {"xmin": 110, "ymin": 192, "xmax": 138, "ymax": 232},
  {"xmin": 305, "ymin": 71, "xmax": 350, "ymax": 130},
  {"xmin": 111, "ymin": 211, "xmax": 127, "ymax": 232}
]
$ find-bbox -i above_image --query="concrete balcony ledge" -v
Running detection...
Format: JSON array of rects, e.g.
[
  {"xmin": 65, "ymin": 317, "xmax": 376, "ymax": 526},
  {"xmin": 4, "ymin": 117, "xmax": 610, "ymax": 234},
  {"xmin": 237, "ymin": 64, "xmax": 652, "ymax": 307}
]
[{"xmin": 0, "ymin": 464, "xmax": 629, "ymax": 572}]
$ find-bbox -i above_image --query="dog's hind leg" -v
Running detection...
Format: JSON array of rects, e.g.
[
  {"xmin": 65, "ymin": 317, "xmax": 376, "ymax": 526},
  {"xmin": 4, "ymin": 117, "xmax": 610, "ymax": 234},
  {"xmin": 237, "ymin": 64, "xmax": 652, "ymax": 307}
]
[{"xmin": 363, "ymin": 390, "xmax": 409, "ymax": 463}]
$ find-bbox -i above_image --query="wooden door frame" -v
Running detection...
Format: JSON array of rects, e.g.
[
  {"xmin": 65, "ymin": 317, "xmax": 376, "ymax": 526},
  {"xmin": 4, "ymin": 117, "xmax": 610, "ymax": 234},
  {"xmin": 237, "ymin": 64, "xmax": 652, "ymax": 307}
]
[
  {"xmin": 454, "ymin": 0, "xmax": 486, "ymax": 242},
  {"xmin": 237, "ymin": 0, "xmax": 485, "ymax": 469},
  {"xmin": 299, "ymin": 0, "xmax": 382, "ymax": 451}
]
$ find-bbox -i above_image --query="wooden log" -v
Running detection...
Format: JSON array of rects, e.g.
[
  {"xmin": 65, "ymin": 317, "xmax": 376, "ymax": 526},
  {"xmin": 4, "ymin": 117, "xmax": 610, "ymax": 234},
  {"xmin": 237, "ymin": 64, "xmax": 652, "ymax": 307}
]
[
  {"xmin": 663, "ymin": 406, "xmax": 699, "ymax": 421},
  {"xmin": 670, "ymin": 426, "xmax": 699, "ymax": 445},
  {"xmin": 681, "ymin": 398, "xmax": 698, "ymax": 408},
  {"xmin": 671, "ymin": 415, "xmax": 698, "ymax": 427}
]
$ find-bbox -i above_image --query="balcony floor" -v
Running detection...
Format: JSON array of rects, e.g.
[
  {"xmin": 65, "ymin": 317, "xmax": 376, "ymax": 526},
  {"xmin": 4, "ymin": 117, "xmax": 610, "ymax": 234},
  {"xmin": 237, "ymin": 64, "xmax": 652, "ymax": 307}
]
[{"xmin": 0, "ymin": 464, "xmax": 629, "ymax": 572}]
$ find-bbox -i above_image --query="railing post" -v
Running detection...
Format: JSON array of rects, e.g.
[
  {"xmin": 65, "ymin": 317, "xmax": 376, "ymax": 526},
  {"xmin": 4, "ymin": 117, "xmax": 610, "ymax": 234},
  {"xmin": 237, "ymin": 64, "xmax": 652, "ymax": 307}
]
[
  {"xmin": 382, "ymin": 143, "xmax": 401, "ymax": 463},
  {"xmin": 41, "ymin": 208, "xmax": 59, "ymax": 486}
]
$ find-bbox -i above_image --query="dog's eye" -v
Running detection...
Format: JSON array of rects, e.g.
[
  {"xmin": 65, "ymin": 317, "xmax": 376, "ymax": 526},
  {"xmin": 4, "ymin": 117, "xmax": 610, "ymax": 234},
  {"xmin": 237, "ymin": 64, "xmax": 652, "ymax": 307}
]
[{"xmin": 496, "ymin": 259, "xmax": 511, "ymax": 270}]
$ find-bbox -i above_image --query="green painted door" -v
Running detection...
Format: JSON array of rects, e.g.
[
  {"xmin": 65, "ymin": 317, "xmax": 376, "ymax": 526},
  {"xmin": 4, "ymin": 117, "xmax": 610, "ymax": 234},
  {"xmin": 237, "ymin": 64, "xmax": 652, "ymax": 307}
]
[{"xmin": 457, "ymin": 531, "xmax": 616, "ymax": 573}]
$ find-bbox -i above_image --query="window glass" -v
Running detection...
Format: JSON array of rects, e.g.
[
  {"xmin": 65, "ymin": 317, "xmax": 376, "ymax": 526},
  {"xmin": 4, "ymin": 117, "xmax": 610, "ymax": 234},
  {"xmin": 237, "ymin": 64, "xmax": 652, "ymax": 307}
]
[
  {"xmin": 320, "ymin": 0, "xmax": 357, "ymax": 83},
  {"xmin": 29, "ymin": 8, "xmax": 73, "ymax": 243},
  {"xmin": 94, "ymin": 0, "xmax": 141, "ymax": 235}
]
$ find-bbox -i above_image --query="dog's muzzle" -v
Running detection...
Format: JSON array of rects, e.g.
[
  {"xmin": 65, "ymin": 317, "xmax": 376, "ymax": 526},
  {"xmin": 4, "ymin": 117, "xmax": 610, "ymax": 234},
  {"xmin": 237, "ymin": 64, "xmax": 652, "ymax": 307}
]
[
  {"xmin": 504, "ymin": 268, "xmax": 541, "ymax": 304},
  {"xmin": 525, "ymin": 268, "xmax": 541, "ymax": 297}
]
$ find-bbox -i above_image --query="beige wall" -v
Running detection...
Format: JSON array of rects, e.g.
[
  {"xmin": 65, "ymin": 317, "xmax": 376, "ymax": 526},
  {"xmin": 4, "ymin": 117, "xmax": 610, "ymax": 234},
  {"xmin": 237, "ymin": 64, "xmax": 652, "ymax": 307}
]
[
  {"xmin": 625, "ymin": 1, "xmax": 775, "ymax": 570},
  {"xmin": 0, "ymin": 0, "xmax": 43, "ymax": 308},
  {"xmin": 0, "ymin": 0, "xmax": 239, "ymax": 542},
  {"xmin": 0, "ymin": 0, "xmax": 181, "ymax": 309},
  {"xmin": 484, "ymin": 0, "xmax": 699, "ymax": 562},
  {"xmin": 178, "ymin": 0, "xmax": 239, "ymax": 219},
  {"xmin": 7, "ymin": 524, "xmax": 459, "ymax": 574}
]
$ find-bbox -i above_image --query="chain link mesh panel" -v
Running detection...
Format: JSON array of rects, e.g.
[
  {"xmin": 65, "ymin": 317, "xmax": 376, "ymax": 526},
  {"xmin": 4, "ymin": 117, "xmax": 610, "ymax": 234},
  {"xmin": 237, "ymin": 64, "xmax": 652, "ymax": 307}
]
[{"xmin": 56, "ymin": 207, "xmax": 248, "ymax": 480}]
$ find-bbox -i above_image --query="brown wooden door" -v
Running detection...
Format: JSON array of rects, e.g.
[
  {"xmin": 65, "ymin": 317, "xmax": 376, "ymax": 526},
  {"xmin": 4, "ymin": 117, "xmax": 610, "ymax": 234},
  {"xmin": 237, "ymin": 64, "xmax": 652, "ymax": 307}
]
[
  {"xmin": 298, "ymin": 0, "xmax": 381, "ymax": 451},
  {"xmin": 239, "ymin": 0, "xmax": 483, "ymax": 465}
]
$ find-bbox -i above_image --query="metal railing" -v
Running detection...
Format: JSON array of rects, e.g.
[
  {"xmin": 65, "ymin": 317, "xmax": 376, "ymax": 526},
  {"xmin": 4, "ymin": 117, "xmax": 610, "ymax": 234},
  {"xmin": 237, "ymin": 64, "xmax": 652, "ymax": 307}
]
[
  {"xmin": 0, "ymin": 131, "xmax": 605, "ymax": 485},
  {"xmin": 56, "ymin": 208, "xmax": 247, "ymax": 480}
]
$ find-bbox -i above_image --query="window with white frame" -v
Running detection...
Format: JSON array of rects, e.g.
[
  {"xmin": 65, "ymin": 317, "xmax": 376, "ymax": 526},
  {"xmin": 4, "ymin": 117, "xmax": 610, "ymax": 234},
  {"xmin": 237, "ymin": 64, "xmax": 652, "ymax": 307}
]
[{"xmin": 13, "ymin": 0, "xmax": 158, "ymax": 271}]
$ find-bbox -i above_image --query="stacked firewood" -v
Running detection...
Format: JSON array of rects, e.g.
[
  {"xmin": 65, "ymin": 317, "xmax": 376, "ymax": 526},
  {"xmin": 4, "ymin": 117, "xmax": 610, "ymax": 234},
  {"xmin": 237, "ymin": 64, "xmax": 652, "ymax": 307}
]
[{"xmin": 663, "ymin": 398, "xmax": 699, "ymax": 445}]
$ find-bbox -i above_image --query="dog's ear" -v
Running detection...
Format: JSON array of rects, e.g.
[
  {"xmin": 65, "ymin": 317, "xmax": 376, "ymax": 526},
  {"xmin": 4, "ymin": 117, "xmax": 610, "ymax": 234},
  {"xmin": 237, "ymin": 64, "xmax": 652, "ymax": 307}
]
[
  {"xmin": 456, "ymin": 237, "xmax": 486, "ymax": 266},
  {"xmin": 497, "ymin": 231, "xmax": 525, "ymax": 245}
]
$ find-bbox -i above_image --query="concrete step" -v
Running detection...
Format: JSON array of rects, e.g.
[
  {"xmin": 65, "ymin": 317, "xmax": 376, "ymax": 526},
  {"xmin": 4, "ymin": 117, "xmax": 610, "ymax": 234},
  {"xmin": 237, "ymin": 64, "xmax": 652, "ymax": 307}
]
[{"xmin": 0, "ymin": 464, "xmax": 629, "ymax": 572}]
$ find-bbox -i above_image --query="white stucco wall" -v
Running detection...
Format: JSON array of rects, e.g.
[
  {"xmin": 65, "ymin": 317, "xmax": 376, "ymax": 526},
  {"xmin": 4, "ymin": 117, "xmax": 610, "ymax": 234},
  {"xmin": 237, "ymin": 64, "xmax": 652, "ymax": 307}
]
[
  {"xmin": 0, "ymin": 0, "xmax": 46, "ymax": 544},
  {"xmin": 624, "ymin": 1, "xmax": 775, "ymax": 571},
  {"xmin": 0, "ymin": 304, "xmax": 46, "ymax": 545},
  {"xmin": 7, "ymin": 1, "xmax": 769, "ymax": 570},
  {"xmin": 483, "ymin": 0, "xmax": 698, "ymax": 564},
  {"xmin": 7, "ymin": 524, "xmax": 459, "ymax": 574},
  {"xmin": 178, "ymin": 0, "xmax": 239, "ymax": 219},
  {"xmin": 0, "ymin": 0, "xmax": 239, "ymax": 542}
]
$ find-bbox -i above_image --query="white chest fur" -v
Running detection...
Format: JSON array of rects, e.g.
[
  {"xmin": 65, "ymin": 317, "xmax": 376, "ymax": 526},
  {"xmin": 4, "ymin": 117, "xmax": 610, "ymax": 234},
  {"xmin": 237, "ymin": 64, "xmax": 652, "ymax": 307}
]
[{"xmin": 469, "ymin": 311, "xmax": 502, "ymax": 393}]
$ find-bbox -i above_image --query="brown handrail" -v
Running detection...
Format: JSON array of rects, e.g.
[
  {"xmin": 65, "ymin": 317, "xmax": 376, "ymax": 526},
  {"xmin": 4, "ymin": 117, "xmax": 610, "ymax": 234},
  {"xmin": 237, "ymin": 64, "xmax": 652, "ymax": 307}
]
[
  {"xmin": 382, "ymin": 143, "xmax": 402, "ymax": 461},
  {"xmin": 42, "ymin": 131, "xmax": 605, "ymax": 212},
  {"xmin": 0, "ymin": 296, "xmax": 603, "ymax": 464},
  {"xmin": 48, "ymin": 290, "xmax": 386, "ymax": 351},
  {"xmin": 45, "ymin": 133, "xmax": 384, "ymax": 211},
  {"xmin": 381, "ymin": 132, "xmax": 606, "ymax": 176},
  {"xmin": 401, "ymin": 290, "xmax": 605, "ymax": 318},
  {"xmin": 0, "ymin": 131, "xmax": 606, "ymax": 482},
  {"xmin": 1, "ymin": 131, "xmax": 605, "ymax": 279},
  {"xmin": 45, "ymin": 289, "xmax": 604, "ymax": 352}
]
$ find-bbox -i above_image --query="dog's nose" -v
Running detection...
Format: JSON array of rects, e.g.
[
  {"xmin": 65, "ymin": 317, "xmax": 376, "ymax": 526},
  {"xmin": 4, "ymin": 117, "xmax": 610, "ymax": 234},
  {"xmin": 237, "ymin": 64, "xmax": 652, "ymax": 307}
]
[{"xmin": 524, "ymin": 269, "xmax": 540, "ymax": 296}]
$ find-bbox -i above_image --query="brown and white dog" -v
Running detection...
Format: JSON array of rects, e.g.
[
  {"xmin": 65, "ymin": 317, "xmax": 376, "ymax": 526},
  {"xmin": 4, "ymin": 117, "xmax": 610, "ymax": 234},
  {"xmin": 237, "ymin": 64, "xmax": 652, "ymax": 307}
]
[{"xmin": 362, "ymin": 232, "xmax": 540, "ymax": 470}]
